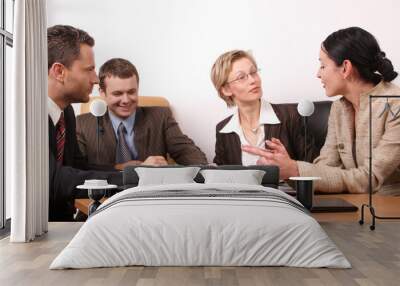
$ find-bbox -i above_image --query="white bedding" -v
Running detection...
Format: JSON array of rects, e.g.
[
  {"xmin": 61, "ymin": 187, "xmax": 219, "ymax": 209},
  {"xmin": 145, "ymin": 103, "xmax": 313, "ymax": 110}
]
[{"xmin": 50, "ymin": 183, "xmax": 351, "ymax": 269}]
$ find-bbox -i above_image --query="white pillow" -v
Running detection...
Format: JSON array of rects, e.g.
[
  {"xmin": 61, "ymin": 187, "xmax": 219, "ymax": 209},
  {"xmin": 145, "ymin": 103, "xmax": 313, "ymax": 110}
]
[
  {"xmin": 136, "ymin": 167, "xmax": 201, "ymax": 186},
  {"xmin": 200, "ymin": 169, "xmax": 266, "ymax": 185}
]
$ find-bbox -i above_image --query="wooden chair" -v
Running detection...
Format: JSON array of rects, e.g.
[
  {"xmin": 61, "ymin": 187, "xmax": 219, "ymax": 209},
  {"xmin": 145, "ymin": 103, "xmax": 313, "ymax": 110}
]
[{"xmin": 80, "ymin": 96, "xmax": 170, "ymax": 114}]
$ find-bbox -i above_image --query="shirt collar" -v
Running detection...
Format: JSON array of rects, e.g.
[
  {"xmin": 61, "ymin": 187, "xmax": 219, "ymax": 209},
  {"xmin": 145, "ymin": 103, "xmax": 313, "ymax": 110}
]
[
  {"xmin": 219, "ymin": 98, "xmax": 280, "ymax": 134},
  {"xmin": 259, "ymin": 98, "xmax": 281, "ymax": 124},
  {"xmin": 108, "ymin": 109, "xmax": 136, "ymax": 135},
  {"xmin": 361, "ymin": 80, "xmax": 386, "ymax": 97},
  {"xmin": 48, "ymin": 97, "xmax": 63, "ymax": 126},
  {"xmin": 342, "ymin": 80, "xmax": 388, "ymax": 108}
]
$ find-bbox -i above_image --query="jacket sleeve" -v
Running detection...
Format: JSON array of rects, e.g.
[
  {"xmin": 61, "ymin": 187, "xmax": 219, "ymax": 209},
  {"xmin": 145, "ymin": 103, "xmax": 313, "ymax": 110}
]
[
  {"xmin": 48, "ymin": 149, "xmax": 122, "ymax": 221},
  {"xmin": 163, "ymin": 108, "xmax": 208, "ymax": 165}
]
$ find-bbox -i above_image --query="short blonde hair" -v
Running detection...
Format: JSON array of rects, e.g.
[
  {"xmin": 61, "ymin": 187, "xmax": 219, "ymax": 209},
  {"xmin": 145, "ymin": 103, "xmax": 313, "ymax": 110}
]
[{"xmin": 210, "ymin": 50, "xmax": 257, "ymax": 107}]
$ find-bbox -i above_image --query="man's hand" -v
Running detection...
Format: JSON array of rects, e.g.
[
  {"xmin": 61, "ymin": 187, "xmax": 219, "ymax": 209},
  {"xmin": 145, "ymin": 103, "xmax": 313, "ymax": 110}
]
[
  {"xmin": 114, "ymin": 160, "xmax": 143, "ymax": 171},
  {"xmin": 241, "ymin": 138, "xmax": 300, "ymax": 179},
  {"xmin": 142, "ymin": 156, "xmax": 168, "ymax": 166}
]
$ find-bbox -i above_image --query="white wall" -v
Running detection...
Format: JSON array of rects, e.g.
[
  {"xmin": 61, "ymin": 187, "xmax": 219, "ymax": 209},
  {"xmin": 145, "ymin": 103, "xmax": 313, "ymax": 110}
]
[{"xmin": 47, "ymin": 0, "xmax": 400, "ymax": 162}]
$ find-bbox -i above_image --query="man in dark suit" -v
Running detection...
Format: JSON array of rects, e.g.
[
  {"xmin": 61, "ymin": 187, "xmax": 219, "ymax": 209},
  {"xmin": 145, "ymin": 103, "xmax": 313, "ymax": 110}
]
[
  {"xmin": 48, "ymin": 25, "xmax": 121, "ymax": 221},
  {"xmin": 76, "ymin": 58, "xmax": 207, "ymax": 169}
]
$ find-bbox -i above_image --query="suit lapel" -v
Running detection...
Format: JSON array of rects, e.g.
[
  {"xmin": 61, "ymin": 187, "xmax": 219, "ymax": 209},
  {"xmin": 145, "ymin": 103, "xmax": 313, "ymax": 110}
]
[
  {"xmin": 229, "ymin": 133, "xmax": 242, "ymax": 164},
  {"xmin": 63, "ymin": 109, "xmax": 72, "ymax": 165},
  {"xmin": 263, "ymin": 124, "xmax": 281, "ymax": 148},
  {"xmin": 102, "ymin": 112, "xmax": 117, "ymax": 162},
  {"xmin": 133, "ymin": 107, "xmax": 149, "ymax": 161},
  {"xmin": 263, "ymin": 105, "xmax": 282, "ymax": 149},
  {"xmin": 48, "ymin": 116, "xmax": 57, "ymax": 155},
  {"xmin": 340, "ymin": 100, "xmax": 357, "ymax": 168}
]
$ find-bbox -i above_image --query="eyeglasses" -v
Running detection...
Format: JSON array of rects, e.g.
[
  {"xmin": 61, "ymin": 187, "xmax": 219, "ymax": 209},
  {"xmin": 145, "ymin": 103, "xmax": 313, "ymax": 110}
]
[{"xmin": 226, "ymin": 69, "xmax": 261, "ymax": 85}]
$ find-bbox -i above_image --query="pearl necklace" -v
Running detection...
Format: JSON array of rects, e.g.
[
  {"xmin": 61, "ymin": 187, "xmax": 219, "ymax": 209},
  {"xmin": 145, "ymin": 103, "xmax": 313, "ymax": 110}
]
[
  {"xmin": 250, "ymin": 126, "xmax": 259, "ymax": 134},
  {"xmin": 242, "ymin": 125, "xmax": 260, "ymax": 135}
]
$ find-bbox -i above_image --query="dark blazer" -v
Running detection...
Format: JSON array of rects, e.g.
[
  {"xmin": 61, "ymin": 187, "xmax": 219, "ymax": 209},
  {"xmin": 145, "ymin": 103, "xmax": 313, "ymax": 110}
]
[
  {"xmin": 214, "ymin": 103, "xmax": 318, "ymax": 165},
  {"xmin": 49, "ymin": 105, "xmax": 122, "ymax": 221},
  {"xmin": 76, "ymin": 106, "xmax": 208, "ymax": 166}
]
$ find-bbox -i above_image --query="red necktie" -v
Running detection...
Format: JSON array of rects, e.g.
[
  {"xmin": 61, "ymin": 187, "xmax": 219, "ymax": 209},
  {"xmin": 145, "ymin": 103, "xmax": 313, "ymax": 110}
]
[{"xmin": 56, "ymin": 112, "xmax": 66, "ymax": 163}]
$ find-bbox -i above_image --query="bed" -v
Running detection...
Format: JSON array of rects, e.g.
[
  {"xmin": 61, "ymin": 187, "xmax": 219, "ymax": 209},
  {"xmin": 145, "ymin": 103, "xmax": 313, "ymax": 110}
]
[{"xmin": 50, "ymin": 165, "xmax": 350, "ymax": 269}]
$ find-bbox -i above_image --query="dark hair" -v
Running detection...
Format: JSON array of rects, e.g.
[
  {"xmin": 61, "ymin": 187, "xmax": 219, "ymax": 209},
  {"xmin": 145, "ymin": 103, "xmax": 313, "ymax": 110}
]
[
  {"xmin": 99, "ymin": 58, "xmax": 140, "ymax": 91},
  {"xmin": 47, "ymin": 25, "xmax": 94, "ymax": 71},
  {"xmin": 322, "ymin": 27, "xmax": 398, "ymax": 84}
]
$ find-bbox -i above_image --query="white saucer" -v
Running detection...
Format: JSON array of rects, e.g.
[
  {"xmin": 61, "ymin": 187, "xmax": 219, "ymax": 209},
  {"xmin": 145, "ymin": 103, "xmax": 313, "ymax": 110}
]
[
  {"xmin": 289, "ymin": 176, "xmax": 321, "ymax": 181},
  {"xmin": 76, "ymin": 184, "xmax": 117, "ymax": 190}
]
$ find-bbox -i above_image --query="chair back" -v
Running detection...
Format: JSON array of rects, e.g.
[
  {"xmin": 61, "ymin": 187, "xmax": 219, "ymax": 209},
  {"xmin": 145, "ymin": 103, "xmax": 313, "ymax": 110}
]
[
  {"xmin": 273, "ymin": 100, "xmax": 333, "ymax": 157},
  {"xmin": 79, "ymin": 96, "xmax": 170, "ymax": 114}
]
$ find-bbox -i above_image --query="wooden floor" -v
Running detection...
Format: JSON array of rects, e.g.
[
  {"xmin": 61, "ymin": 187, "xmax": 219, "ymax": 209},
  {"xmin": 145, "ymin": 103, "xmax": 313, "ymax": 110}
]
[{"xmin": 1, "ymin": 221, "xmax": 400, "ymax": 286}]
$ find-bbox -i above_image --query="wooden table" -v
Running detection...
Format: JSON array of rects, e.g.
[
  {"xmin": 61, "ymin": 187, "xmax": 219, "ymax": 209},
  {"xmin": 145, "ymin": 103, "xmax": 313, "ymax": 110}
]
[
  {"xmin": 75, "ymin": 193, "xmax": 400, "ymax": 222},
  {"xmin": 312, "ymin": 194, "xmax": 400, "ymax": 222}
]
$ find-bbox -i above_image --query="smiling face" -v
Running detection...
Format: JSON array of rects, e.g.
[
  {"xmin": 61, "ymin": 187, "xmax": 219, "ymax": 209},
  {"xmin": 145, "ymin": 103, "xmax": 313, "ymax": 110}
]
[
  {"xmin": 317, "ymin": 48, "xmax": 347, "ymax": 97},
  {"xmin": 101, "ymin": 75, "xmax": 138, "ymax": 119},
  {"xmin": 221, "ymin": 57, "xmax": 263, "ymax": 105}
]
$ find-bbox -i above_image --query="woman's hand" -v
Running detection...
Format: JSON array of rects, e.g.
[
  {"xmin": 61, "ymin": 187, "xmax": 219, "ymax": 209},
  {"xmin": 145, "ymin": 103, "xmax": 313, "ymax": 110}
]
[{"xmin": 241, "ymin": 138, "xmax": 300, "ymax": 179}]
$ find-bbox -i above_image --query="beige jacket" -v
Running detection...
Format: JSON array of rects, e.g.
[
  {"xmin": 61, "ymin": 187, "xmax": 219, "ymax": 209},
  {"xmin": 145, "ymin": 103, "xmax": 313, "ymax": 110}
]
[{"xmin": 298, "ymin": 81, "xmax": 400, "ymax": 194}]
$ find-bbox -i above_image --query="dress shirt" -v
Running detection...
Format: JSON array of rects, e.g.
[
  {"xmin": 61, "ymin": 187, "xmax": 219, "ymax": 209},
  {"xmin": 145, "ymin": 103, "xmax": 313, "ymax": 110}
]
[
  {"xmin": 48, "ymin": 97, "xmax": 63, "ymax": 126},
  {"xmin": 108, "ymin": 110, "xmax": 138, "ymax": 159}
]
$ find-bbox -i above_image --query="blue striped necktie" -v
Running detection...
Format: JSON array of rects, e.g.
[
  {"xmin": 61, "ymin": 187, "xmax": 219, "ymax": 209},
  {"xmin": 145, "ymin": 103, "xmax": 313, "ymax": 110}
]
[{"xmin": 115, "ymin": 122, "xmax": 133, "ymax": 163}]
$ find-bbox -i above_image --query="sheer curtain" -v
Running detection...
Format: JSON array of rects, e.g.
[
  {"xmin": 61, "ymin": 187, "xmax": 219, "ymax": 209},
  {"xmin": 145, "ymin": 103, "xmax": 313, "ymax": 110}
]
[{"xmin": 9, "ymin": 0, "xmax": 48, "ymax": 242}]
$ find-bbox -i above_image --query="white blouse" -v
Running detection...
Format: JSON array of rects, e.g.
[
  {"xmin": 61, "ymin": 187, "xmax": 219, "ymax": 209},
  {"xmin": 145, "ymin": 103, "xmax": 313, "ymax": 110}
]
[{"xmin": 219, "ymin": 98, "xmax": 281, "ymax": 165}]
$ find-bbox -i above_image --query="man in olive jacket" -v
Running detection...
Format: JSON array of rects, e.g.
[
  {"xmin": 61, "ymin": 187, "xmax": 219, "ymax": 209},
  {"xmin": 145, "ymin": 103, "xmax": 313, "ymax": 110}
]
[{"xmin": 76, "ymin": 58, "xmax": 208, "ymax": 170}]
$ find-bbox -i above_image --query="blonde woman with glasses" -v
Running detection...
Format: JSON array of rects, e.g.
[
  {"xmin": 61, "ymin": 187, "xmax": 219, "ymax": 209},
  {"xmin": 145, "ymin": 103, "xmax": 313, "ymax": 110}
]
[{"xmin": 210, "ymin": 50, "xmax": 317, "ymax": 166}]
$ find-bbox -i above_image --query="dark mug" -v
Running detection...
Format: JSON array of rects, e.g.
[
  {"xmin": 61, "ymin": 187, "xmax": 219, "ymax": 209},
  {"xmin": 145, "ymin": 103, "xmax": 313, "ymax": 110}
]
[
  {"xmin": 290, "ymin": 177, "xmax": 321, "ymax": 210},
  {"xmin": 295, "ymin": 180, "xmax": 314, "ymax": 210}
]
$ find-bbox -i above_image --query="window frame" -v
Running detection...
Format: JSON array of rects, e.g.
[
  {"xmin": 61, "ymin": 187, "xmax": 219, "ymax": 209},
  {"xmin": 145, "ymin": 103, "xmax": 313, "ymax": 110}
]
[{"xmin": 1, "ymin": 0, "xmax": 14, "ymax": 231}]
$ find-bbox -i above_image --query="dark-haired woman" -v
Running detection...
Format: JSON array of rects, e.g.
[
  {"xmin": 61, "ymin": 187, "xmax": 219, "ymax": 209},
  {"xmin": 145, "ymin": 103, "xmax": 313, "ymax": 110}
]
[{"xmin": 242, "ymin": 27, "xmax": 400, "ymax": 194}]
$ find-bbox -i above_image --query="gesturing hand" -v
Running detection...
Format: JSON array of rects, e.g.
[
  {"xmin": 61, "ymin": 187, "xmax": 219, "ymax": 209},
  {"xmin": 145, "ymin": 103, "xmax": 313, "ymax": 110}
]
[{"xmin": 241, "ymin": 138, "xmax": 299, "ymax": 179}]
